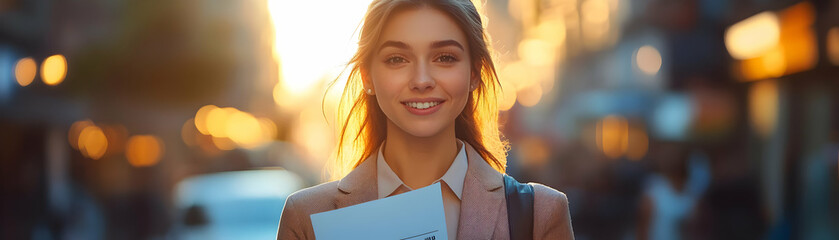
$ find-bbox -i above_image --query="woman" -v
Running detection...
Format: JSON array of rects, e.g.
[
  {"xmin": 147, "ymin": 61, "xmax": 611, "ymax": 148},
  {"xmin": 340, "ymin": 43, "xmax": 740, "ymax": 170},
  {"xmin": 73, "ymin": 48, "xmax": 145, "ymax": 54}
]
[{"xmin": 277, "ymin": 0, "xmax": 573, "ymax": 239}]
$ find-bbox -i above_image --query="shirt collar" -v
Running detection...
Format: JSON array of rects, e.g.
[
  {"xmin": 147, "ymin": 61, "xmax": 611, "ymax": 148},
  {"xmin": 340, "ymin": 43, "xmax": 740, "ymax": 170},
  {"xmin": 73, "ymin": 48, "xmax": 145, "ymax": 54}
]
[{"xmin": 376, "ymin": 139, "xmax": 468, "ymax": 199}]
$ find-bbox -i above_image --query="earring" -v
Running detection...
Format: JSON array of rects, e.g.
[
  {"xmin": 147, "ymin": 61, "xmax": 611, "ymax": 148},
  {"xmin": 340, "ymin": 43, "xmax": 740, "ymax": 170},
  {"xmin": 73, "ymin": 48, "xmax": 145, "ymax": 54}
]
[{"xmin": 366, "ymin": 89, "xmax": 372, "ymax": 95}]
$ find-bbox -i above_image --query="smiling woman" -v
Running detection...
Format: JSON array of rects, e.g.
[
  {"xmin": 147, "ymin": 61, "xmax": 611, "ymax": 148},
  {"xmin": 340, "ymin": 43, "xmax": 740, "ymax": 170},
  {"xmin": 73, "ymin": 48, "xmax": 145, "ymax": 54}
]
[{"xmin": 277, "ymin": 1, "xmax": 574, "ymax": 239}]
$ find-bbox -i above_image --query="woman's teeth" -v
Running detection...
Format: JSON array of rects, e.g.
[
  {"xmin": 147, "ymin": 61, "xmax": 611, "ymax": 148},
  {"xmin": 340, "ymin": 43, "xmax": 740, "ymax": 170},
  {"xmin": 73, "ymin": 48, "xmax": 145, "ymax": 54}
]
[{"xmin": 406, "ymin": 101, "xmax": 441, "ymax": 109}]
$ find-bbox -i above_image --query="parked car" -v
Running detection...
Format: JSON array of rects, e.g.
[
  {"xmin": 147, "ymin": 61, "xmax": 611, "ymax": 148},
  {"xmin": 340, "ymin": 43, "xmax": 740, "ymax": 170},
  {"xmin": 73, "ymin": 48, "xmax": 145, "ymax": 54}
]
[{"xmin": 170, "ymin": 169, "xmax": 305, "ymax": 240}]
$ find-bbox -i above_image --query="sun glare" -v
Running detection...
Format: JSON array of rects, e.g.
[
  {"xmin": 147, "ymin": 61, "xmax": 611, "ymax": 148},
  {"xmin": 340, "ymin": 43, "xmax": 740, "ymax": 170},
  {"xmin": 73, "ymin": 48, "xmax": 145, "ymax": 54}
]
[{"xmin": 267, "ymin": 0, "xmax": 371, "ymax": 107}]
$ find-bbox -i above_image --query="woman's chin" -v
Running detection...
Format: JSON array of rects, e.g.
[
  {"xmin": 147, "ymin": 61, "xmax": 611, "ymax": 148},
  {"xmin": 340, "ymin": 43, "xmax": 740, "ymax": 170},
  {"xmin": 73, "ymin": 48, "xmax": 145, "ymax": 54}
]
[{"xmin": 396, "ymin": 122, "xmax": 448, "ymax": 139}]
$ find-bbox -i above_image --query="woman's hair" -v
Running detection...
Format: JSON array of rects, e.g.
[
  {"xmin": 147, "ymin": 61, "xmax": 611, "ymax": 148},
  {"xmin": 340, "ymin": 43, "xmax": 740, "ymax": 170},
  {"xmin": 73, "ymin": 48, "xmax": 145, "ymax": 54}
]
[{"xmin": 327, "ymin": 0, "xmax": 508, "ymax": 180}]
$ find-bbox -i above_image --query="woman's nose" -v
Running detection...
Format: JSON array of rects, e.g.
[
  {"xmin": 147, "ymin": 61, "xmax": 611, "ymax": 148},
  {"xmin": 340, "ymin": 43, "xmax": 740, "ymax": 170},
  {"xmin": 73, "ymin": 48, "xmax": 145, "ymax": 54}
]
[{"xmin": 410, "ymin": 62, "xmax": 435, "ymax": 92}]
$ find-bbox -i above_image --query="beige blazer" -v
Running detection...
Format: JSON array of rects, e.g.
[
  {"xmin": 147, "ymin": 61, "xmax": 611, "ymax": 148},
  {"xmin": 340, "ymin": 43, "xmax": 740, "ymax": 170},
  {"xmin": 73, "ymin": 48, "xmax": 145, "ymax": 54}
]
[{"xmin": 276, "ymin": 143, "xmax": 574, "ymax": 239}]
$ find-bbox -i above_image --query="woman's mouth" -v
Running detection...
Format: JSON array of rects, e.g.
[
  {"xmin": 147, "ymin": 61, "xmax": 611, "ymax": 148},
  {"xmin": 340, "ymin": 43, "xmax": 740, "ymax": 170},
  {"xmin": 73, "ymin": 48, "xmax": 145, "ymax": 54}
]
[
  {"xmin": 405, "ymin": 101, "xmax": 441, "ymax": 109},
  {"xmin": 402, "ymin": 100, "xmax": 444, "ymax": 115}
]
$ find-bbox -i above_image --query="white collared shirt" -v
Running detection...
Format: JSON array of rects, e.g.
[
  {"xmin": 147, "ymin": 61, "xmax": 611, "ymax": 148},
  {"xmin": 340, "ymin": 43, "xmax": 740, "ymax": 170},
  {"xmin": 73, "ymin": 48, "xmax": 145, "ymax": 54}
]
[{"xmin": 376, "ymin": 139, "xmax": 468, "ymax": 240}]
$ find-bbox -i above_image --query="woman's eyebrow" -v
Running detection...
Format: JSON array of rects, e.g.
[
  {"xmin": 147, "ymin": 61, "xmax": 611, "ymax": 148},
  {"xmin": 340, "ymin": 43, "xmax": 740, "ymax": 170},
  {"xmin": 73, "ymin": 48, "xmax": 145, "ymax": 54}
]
[
  {"xmin": 430, "ymin": 40, "xmax": 464, "ymax": 50},
  {"xmin": 379, "ymin": 41, "xmax": 410, "ymax": 53}
]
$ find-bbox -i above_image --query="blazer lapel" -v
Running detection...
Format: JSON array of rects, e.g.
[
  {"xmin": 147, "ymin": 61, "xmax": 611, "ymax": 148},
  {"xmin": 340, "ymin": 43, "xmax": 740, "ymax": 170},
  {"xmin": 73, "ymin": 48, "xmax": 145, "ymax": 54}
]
[
  {"xmin": 335, "ymin": 153, "xmax": 379, "ymax": 209},
  {"xmin": 457, "ymin": 144, "xmax": 505, "ymax": 239}
]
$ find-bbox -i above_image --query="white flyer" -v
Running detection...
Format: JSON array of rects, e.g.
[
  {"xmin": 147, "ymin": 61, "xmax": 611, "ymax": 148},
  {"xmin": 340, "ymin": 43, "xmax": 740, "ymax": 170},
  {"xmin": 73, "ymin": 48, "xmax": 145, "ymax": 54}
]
[{"xmin": 310, "ymin": 182, "xmax": 448, "ymax": 240}]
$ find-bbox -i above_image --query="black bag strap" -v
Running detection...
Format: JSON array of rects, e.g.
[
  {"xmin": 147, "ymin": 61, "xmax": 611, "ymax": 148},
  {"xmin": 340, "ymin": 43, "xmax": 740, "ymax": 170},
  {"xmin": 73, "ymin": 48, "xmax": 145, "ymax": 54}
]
[{"xmin": 503, "ymin": 174, "xmax": 534, "ymax": 240}]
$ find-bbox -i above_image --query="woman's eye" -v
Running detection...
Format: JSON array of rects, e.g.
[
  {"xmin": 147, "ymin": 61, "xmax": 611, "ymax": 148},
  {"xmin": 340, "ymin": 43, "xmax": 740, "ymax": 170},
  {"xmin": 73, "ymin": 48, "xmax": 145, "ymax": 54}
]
[
  {"xmin": 385, "ymin": 56, "xmax": 407, "ymax": 64},
  {"xmin": 436, "ymin": 54, "xmax": 458, "ymax": 63}
]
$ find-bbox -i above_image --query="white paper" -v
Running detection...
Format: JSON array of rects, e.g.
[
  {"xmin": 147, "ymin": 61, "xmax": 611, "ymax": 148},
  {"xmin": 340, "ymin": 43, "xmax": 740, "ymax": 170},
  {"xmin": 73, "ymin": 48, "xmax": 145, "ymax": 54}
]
[{"xmin": 310, "ymin": 182, "xmax": 448, "ymax": 240}]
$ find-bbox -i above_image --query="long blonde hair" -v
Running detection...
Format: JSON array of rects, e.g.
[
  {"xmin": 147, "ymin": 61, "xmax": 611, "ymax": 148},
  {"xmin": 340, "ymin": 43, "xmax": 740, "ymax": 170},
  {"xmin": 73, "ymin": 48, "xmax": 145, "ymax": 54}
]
[{"xmin": 328, "ymin": 0, "xmax": 508, "ymax": 180}]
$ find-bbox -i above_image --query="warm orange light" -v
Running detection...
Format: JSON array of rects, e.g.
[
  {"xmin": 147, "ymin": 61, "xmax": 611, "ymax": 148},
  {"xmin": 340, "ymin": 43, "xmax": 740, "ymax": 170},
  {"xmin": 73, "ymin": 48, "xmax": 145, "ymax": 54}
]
[
  {"xmin": 206, "ymin": 107, "xmax": 236, "ymax": 138},
  {"xmin": 226, "ymin": 111, "xmax": 263, "ymax": 148},
  {"xmin": 268, "ymin": 0, "xmax": 370, "ymax": 107},
  {"xmin": 725, "ymin": 12, "xmax": 780, "ymax": 60},
  {"xmin": 597, "ymin": 115, "xmax": 629, "ymax": 159},
  {"xmin": 211, "ymin": 136, "xmax": 236, "ymax": 151},
  {"xmin": 194, "ymin": 105, "xmax": 218, "ymax": 135},
  {"xmin": 68, "ymin": 120, "xmax": 94, "ymax": 150},
  {"xmin": 194, "ymin": 134, "xmax": 222, "ymax": 156},
  {"xmin": 828, "ymin": 27, "xmax": 839, "ymax": 66},
  {"xmin": 777, "ymin": 2, "xmax": 816, "ymax": 75},
  {"xmin": 534, "ymin": 19, "xmax": 567, "ymax": 47},
  {"xmin": 498, "ymin": 85, "xmax": 517, "ymax": 111},
  {"xmin": 580, "ymin": 0, "xmax": 611, "ymax": 49},
  {"xmin": 735, "ymin": 2, "xmax": 816, "ymax": 81},
  {"xmin": 15, "ymin": 57, "xmax": 36, "ymax": 87},
  {"xmin": 78, "ymin": 125, "xmax": 108, "ymax": 160},
  {"xmin": 41, "ymin": 54, "xmax": 67, "ymax": 86},
  {"xmin": 739, "ymin": 47, "xmax": 786, "ymax": 80},
  {"xmin": 636, "ymin": 45, "xmax": 662, "ymax": 75},
  {"xmin": 749, "ymin": 79, "xmax": 779, "ymax": 138},
  {"xmin": 519, "ymin": 38, "xmax": 556, "ymax": 66},
  {"xmin": 258, "ymin": 118, "xmax": 278, "ymax": 143},
  {"xmin": 126, "ymin": 135, "xmax": 163, "ymax": 167},
  {"xmin": 517, "ymin": 85, "xmax": 543, "ymax": 107},
  {"xmin": 582, "ymin": 0, "xmax": 609, "ymax": 25}
]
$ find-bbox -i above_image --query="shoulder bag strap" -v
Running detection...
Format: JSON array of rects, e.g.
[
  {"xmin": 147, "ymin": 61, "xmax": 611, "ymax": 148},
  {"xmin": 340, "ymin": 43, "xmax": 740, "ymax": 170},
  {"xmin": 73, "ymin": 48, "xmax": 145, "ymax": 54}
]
[{"xmin": 503, "ymin": 174, "xmax": 534, "ymax": 240}]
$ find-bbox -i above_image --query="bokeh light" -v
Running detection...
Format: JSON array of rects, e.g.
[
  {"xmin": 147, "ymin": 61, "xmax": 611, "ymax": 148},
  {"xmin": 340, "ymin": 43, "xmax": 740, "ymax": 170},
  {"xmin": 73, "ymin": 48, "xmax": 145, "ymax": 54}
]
[
  {"xmin": 188, "ymin": 106, "xmax": 275, "ymax": 150},
  {"xmin": 257, "ymin": 117, "xmax": 278, "ymax": 143},
  {"xmin": 733, "ymin": 3, "xmax": 816, "ymax": 81},
  {"xmin": 597, "ymin": 115, "xmax": 629, "ymax": 159},
  {"xmin": 580, "ymin": 0, "xmax": 611, "ymax": 49},
  {"xmin": 14, "ymin": 57, "xmax": 36, "ymax": 87},
  {"xmin": 725, "ymin": 12, "xmax": 780, "ymax": 60},
  {"xmin": 206, "ymin": 107, "xmax": 236, "ymax": 138},
  {"xmin": 652, "ymin": 95, "xmax": 693, "ymax": 140},
  {"xmin": 519, "ymin": 38, "xmax": 556, "ymax": 67},
  {"xmin": 194, "ymin": 105, "xmax": 218, "ymax": 135},
  {"xmin": 776, "ymin": 2, "xmax": 817, "ymax": 75},
  {"xmin": 749, "ymin": 79, "xmax": 779, "ymax": 138},
  {"xmin": 182, "ymin": 118, "xmax": 197, "ymax": 147},
  {"xmin": 635, "ymin": 45, "xmax": 662, "ymax": 75},
  {"xmin": 212, "ymin": 136, "xmax": 236, "ymax": 151},
  {"xmin": 78, "ymin": 125, "xmax": 108, "ymax": 160},
  {"xmin": 829, "ymin": 27, "xmax": 839, "ymax": 66},
  {"xmin": 517, "ymin": 85, "xmax": 543, "ymax": 107},
  {"xmin": 68, "ymin": 120, "xmax": 94, "ymax": 150},
  {"xmin": 498, "ymin": 84, "xmax": 517, "ymax": 111},
  {"xmin": 225, "ymin": 111, "xmax": 263, "ymax": 148},
  {"xmin": 41, "ymin": 54, "xmax": 67, "ymax": 86},
  {"xmin": 126, "ymin": 135, "xmax": 164, "ymax": 167}
]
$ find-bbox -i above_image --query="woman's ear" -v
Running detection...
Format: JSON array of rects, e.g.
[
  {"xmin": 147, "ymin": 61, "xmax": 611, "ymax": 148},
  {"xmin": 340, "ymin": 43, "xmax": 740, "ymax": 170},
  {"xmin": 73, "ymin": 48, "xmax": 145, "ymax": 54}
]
[{"xmin": 361, "ymin": 67, "xmax": 375, "ymax": 95}]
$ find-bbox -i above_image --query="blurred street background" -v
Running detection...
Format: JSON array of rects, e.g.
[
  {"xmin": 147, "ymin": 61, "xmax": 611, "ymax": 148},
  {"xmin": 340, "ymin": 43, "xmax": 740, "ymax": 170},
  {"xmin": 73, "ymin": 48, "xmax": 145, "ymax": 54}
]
[{"xmin": 1, "ymin": 0, "xmax": 838, "ymax": 239}]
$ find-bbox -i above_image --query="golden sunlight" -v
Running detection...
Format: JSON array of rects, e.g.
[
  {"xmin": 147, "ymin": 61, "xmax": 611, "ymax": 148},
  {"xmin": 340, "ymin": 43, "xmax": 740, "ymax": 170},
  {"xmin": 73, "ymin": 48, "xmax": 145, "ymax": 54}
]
[{"xmin": 267, "ymin": 0, "xmax": 371, "ymax": 108}]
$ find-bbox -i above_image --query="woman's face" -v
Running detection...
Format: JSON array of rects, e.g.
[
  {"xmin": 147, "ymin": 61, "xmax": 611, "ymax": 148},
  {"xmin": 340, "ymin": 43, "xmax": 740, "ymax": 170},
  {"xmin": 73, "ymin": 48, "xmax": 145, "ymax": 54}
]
[{"xmin": 367, "ymin": 7, "xmax": 474, "ymax": 138}]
